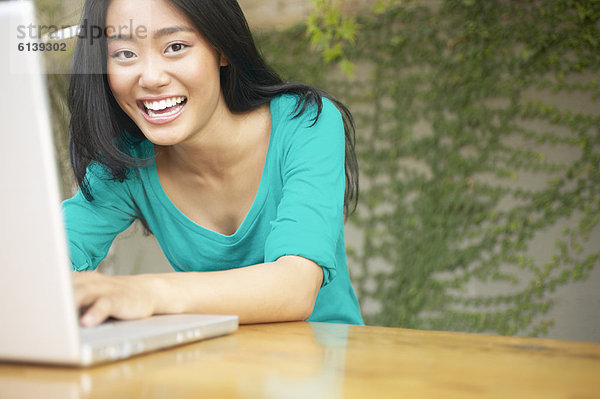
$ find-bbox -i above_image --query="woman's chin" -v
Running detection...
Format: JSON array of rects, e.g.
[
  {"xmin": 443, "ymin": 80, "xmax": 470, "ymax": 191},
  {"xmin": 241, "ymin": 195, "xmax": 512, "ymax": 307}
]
[{"xmin": 139, "ymin": 129, "xmax": 185, "ymax": 147}]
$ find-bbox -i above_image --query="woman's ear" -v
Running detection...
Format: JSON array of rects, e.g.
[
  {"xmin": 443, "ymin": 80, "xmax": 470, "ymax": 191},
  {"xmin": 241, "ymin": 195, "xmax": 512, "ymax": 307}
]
[{"xmin": 219, "ymin": 54, "xmax": 229, "ymax": 67}]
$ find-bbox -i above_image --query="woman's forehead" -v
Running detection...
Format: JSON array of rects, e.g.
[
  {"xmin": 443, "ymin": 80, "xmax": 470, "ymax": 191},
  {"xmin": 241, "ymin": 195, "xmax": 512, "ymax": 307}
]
[{"xmin": 106, "ymin": 0, "xmax": 195, "ymax": 33}]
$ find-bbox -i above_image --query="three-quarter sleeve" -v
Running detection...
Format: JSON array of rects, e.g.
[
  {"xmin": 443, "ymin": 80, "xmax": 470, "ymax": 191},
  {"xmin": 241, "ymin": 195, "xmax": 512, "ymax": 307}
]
[
  {"xmin": 264, "ymin": 98, "xmax": 346, "ymax": 286},
  {"xmin": 62, "ymin": 163, "xmax": 139, "ymax": 271}
]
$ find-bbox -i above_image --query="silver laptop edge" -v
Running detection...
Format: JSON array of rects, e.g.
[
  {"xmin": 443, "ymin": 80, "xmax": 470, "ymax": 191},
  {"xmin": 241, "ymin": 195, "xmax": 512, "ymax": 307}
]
[{"xmin": 0, "ymin": 1, "xmax": 237, "ymax": 367}]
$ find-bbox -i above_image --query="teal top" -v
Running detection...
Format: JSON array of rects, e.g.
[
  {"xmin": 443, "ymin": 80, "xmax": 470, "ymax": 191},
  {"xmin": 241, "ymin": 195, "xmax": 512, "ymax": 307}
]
[{"xmin": 62, "ymin": 94, "xmax": 363, "ymax": 325}]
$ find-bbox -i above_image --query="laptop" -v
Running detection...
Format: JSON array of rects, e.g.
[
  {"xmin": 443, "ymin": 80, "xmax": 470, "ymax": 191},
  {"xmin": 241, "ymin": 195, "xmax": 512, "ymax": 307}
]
[{"xmin": 0, "ymin": 0, "xmax": 238, "ymax": 367}]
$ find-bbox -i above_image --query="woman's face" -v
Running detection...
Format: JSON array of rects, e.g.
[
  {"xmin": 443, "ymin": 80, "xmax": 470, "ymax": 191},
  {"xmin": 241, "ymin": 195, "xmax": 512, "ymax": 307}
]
[{"xmin": 106, "ymin": 0, "xmax": 227, "ymax": 146}]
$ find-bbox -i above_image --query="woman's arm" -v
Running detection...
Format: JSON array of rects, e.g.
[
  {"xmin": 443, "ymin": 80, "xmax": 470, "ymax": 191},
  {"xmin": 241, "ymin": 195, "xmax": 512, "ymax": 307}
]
[
  {"xmin": 74, "ymin": 255, "xmax": 323, "ymax": 327},
  {"xmin": 63, "ymin": 162, "xmax": 140, "ymax": 272}
]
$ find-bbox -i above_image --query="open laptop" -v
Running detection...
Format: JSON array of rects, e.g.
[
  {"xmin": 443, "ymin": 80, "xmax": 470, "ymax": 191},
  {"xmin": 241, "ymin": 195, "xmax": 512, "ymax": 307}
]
[{"xmin": 0, "ymin": 1, "xmax": 238, "ymax": 367}]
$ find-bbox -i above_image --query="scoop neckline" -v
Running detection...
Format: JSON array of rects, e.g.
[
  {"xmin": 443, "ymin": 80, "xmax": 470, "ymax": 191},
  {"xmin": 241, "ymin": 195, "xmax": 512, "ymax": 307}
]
[{"xmin": 143, "ymin": 101, "xmax": 276, "ymax": 244}]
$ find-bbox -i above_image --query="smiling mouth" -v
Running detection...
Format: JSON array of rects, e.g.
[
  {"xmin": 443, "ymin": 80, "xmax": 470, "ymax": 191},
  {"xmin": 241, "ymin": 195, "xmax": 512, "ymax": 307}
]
[{"xmin": 138, "ymin": 96, "xmax": 187, "ymax": 118}]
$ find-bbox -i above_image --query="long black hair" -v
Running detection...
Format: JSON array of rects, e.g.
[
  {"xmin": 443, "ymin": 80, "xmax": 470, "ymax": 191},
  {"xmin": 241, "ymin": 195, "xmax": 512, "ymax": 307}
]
[{"xmin": 69, "ymin": 0, "xmax": 358, "ymax": 218}]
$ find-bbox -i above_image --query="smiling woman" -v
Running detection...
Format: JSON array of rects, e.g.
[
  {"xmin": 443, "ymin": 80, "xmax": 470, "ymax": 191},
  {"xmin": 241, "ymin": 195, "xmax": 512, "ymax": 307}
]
[{"xmin": 63, "ymin": 0, "xmax": 362, "ymax": 327}]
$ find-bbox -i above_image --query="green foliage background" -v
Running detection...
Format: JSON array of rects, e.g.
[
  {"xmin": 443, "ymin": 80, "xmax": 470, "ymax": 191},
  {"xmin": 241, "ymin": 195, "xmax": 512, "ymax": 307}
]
[{"xmin": 257, "ymin": 0, "xmax": 600, "ymax": 336}]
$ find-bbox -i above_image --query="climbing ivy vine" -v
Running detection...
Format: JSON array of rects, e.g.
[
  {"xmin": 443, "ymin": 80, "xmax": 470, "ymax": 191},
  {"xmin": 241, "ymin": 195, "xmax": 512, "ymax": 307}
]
[{"xmin": 258, "ymin": 0, "xmax": 600, "ymax": 336}]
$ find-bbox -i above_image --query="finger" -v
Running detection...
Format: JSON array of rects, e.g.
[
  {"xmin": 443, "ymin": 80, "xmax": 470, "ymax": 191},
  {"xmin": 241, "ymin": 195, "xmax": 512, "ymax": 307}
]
[
  {"xmin": 74, "ymin": 287, "xmax": 101, "ymax": 311},
  {"xmin": 80, "ymin": 296, "xmax": 113, "ymax": 327},
  {"xmin": 72, "ymin": 272, "xmax": 104, "ymax": 309}
]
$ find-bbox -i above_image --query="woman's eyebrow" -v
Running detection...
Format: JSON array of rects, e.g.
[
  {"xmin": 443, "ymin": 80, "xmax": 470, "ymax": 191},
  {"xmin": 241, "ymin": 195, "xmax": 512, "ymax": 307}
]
[
  {"xmin": 153, "ymin": 26, "xmax": 195, "ymax": 39},
  {"xmin": 107, "ymin": 33, "xmax": 134, "ymax": 43},
  {"xmin": 106, "ymin": 26, "xmax": 195, "ymax": 43}
]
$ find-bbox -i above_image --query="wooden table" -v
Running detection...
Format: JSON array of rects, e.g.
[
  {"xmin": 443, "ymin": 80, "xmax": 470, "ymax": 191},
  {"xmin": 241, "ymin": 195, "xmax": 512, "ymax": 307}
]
[{"xmin": 0, "ymin": 322, "xmax": 599, "ymax": 398}]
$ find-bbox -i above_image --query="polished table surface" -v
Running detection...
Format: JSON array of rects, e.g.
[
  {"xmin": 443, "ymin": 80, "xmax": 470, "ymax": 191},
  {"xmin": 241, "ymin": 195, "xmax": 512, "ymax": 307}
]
[{"xmin": 0, "ymin": 321, "xmax": 599, "ymax": 398}]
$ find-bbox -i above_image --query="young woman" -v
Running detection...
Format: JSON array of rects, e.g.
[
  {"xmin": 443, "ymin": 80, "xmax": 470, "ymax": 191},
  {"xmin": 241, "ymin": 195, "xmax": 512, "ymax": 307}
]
[{"xmin": 65, "ymin": 0, "xmax": 362, "ymax": 327}]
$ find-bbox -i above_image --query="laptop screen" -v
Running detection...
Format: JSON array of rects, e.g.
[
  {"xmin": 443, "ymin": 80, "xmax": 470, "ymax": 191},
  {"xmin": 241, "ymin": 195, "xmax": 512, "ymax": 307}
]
[{"xmin": 0, "ymin": 0, "xmax": 81, "ymax": 363}]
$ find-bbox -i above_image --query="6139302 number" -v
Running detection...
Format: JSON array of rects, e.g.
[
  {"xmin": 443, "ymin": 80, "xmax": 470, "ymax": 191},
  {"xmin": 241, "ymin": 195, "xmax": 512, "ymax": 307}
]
[{"xmin": 17, "ymin": 42, "xmax": 67, "ymax": 52}]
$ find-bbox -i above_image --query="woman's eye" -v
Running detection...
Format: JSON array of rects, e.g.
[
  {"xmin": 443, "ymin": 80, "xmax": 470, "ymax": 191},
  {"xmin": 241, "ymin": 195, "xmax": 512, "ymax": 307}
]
[
  {"xmin": 166, "ymin": 43, "xmax": 187, "ymax": 54},
  {"xmin": 112, "ymin": 50, "xmax": 137, "ymax": 61}
]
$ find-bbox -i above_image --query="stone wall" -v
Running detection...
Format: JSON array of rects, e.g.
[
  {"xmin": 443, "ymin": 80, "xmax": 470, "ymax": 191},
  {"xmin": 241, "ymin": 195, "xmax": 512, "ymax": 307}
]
[
  {"xmin": 238, "ymin": 0, "xmax": 374, "ymax": 30},
  {"xmin": 238, "ymin": 0, "xmax": 311, "ymax": 30}
]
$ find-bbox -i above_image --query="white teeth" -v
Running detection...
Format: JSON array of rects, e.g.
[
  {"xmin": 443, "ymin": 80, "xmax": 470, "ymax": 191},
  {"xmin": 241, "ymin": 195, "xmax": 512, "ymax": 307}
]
[
  {"xmin": 143, "ymin": 96, "xmax": 185, "ymax": 111},
  {"xmin": 146, "ymin": 101, "xmax": 184, "ymax": 118}
]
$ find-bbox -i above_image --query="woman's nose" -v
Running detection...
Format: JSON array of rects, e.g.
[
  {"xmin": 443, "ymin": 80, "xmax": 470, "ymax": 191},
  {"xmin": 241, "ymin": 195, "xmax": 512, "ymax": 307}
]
[{"xmin": 138, "ymin": 57, "xmax": 170, "ymax": 90}]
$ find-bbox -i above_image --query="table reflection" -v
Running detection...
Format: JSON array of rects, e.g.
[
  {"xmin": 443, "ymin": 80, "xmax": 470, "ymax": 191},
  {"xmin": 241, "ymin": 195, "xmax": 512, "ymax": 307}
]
[
  {"xmin": 0, "ymin": 322, "xmax": 350, "ymax": 399},
  {"xmin": 263, "ymin": 322, "xmax": 349, "ymax": 399}
]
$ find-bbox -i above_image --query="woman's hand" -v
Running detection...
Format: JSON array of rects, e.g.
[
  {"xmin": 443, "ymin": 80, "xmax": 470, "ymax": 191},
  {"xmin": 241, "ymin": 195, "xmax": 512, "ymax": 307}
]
[{"xmin": 73, "ymin": 272, "xmax": 158, "ymax": 327}]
